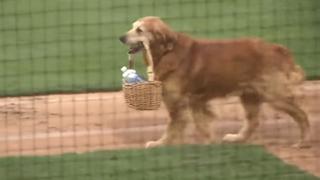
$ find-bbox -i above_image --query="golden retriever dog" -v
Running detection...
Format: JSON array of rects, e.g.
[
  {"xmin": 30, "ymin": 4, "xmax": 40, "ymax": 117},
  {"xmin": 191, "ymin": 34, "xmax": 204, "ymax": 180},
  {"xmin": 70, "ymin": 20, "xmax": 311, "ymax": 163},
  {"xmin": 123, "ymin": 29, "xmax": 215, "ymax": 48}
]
[{"xmin": 119, "ymin": 16, "xmax": 310, "ymax": 148}]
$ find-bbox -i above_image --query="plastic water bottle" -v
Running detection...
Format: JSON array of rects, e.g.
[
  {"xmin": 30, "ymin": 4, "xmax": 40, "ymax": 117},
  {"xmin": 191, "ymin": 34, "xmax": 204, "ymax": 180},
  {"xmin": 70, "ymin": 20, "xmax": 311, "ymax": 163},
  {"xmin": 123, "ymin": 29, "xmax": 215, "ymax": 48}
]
[{"xmin": 121, "ymin": 66, "xmax": 144, "ymax": 84}]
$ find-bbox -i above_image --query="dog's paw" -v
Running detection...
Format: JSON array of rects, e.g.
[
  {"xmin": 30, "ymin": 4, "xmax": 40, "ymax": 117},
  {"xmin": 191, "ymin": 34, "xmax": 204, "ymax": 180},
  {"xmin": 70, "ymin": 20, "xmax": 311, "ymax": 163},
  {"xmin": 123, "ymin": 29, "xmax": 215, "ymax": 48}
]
[
  {"xmin": 145, "ymin": 140, "xmax": 163, "ymax": 148},
  {"xmin": 292, "ymin": 141, "xmax": 311, "ymax": 149},
  {"xmin": 222, "ymin": 134, "xmax": 245, "ymax": 143}
]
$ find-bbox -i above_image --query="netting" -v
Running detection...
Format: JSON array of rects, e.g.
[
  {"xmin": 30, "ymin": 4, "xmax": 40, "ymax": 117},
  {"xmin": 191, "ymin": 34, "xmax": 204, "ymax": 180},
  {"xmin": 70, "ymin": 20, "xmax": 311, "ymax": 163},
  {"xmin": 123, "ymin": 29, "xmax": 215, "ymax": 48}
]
[{"xmin": 0, "ymin": 0, "xmax": 319, "ymax": 179}]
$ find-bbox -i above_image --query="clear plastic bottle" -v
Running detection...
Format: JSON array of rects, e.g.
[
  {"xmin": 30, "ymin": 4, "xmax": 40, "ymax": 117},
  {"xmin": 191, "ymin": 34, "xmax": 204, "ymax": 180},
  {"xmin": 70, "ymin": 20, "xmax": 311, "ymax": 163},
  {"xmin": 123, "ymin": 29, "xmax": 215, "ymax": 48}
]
[{"xmin": 121, "ymin": 66, "xmax": 144, "ymax": 84}]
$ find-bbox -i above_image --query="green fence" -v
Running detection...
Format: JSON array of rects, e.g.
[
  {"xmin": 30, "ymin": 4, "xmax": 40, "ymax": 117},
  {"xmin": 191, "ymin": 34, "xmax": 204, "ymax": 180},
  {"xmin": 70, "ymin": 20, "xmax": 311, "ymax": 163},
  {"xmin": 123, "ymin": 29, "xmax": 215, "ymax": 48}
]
[{"xmin": 0, "ymin": 0, "xmax": 319, "ymax": 96}]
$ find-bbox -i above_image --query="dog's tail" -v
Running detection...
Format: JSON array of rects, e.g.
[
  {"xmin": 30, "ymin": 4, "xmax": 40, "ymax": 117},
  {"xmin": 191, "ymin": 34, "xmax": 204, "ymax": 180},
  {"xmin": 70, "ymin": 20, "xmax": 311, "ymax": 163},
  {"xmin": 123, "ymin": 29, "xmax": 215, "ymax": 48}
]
[
  {"xmin": 273, "ymin": 44, "xmax": 305, "ymax": 84},
  {"xmin": 288, "ymin": 64, "xmax": 305, "ymax": 84}
]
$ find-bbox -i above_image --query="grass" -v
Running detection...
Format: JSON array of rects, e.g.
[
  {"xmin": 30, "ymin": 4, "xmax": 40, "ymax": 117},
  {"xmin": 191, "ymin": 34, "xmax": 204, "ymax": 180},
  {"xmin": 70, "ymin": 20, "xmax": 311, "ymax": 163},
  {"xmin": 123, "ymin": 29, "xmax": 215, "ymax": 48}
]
[
  {"xmin": 0, "ymin": 0, "xmax": 319, "ymax": 96},
  {"xmin": 0, "ymin": 144, "xmax": 318, "ymax": 180}
]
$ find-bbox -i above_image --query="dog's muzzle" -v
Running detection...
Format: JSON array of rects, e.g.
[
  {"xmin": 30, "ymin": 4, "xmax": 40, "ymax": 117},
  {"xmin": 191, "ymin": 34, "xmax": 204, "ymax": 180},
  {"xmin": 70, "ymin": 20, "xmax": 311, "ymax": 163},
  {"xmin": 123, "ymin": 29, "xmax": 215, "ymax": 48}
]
[{"xmin": 119, "ymin": 35, "xmax": 144, "ymax": 54}]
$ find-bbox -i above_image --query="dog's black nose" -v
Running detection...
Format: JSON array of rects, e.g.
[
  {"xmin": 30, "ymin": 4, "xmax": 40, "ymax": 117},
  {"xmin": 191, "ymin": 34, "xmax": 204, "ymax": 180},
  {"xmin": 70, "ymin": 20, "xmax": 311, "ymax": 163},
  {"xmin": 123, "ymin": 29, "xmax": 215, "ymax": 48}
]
[{"xmin": 119, "ymin": 35, "xmax": 127, "ymax": 43}]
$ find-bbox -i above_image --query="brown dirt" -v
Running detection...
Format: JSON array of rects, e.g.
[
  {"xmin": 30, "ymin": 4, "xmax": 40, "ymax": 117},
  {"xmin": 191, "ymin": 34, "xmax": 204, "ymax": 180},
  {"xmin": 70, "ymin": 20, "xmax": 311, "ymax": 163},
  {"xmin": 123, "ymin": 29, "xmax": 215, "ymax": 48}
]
[{"xmin": 0, "ymin": 81, "xmax": 319, "ymax": 177}]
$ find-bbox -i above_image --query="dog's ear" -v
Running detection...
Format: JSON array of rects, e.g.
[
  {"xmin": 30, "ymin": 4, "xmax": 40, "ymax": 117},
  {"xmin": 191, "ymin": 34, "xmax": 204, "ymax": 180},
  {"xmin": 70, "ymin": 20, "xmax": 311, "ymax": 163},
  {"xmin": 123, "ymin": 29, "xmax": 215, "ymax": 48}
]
[
  {"xmin": 163, "ymin": 30, "xmax": 177, "ymax": 51},
  {"xmin": 154, "ymin": 28, "xmax": 177, "ymax": 52},
  {"xmin": 164, "ymin": 31, "xmax": 177, "ymax": 51}
]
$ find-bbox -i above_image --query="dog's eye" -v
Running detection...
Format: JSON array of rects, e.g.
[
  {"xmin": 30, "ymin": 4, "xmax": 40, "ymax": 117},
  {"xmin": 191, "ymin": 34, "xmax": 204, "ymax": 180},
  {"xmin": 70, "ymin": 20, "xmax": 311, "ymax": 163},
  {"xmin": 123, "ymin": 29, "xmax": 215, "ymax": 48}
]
[{"xmin": 136, "ymin": 27, "xmax": 143, "ymax": 33}]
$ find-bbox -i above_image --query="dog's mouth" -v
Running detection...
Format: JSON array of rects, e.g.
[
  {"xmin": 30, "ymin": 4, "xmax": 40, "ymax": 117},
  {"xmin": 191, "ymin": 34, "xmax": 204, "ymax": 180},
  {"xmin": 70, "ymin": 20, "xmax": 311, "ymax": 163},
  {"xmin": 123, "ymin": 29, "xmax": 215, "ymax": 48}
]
[{"xmin": 128, "ymin": 42, "xmax": 144, "ymax": 54}]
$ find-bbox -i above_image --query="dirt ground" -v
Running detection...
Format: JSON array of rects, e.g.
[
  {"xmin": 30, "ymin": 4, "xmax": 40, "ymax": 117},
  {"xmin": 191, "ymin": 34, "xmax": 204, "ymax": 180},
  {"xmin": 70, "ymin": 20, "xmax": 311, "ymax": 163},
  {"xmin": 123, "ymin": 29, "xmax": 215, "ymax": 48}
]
[{"xmin": 0, "ymin": 81, "xmax": 319, "ymax": 177}]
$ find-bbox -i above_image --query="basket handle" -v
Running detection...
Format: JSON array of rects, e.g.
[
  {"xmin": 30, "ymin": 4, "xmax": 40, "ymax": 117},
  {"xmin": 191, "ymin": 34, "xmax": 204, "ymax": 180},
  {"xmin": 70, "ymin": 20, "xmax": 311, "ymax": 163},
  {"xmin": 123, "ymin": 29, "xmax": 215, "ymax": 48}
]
[
  {"xmin": 144, "ymin": 46, "xmax": 155, "ymax": 81},
  {"xmin": 128, "ymin": 53, "xmax": 155, "ymax": 81},
  {"xmin": 128, "ymin": 54, "xmax": 134, "ymax": 69}
]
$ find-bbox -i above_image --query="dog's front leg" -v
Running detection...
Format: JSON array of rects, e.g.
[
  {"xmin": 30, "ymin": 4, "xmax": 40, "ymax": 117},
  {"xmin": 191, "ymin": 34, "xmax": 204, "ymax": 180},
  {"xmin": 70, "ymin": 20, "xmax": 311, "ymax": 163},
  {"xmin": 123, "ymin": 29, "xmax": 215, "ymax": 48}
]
[
  {"xmin": 190, "ymin": 101, "xmax": 216, "ymax": 144},
  {"xmin": 146, "ymin": 93, "xmax": 192, "ymax": 148}
]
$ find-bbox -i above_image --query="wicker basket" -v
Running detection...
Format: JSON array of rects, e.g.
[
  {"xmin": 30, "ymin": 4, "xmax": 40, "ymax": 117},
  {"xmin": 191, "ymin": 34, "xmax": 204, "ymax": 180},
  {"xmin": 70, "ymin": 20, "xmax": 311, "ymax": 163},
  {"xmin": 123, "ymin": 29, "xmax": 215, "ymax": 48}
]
[
  {"xmin": 123, "ymin": 81, "xmax": 162, "ymax": 110},
  {"xmin": 122, "ymin": 53, "xmax": 162, "ymax": 110}
]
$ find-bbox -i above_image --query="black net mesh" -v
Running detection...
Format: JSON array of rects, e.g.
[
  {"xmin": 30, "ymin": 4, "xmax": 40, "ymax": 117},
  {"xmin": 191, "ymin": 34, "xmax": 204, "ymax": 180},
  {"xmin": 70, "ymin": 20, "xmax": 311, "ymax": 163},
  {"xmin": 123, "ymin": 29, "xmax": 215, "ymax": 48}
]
[{"xmin": 0, "ymin": 0, "xmax": 319, "ymax": 179}]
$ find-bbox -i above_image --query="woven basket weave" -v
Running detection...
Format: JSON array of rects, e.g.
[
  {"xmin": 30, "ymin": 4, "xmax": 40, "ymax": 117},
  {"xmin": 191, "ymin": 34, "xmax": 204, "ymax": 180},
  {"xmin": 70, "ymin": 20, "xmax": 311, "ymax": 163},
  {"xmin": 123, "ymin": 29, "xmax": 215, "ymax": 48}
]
[{"xmin": 123, "ymin": 81, "xmax": 162, "ymax": 110}]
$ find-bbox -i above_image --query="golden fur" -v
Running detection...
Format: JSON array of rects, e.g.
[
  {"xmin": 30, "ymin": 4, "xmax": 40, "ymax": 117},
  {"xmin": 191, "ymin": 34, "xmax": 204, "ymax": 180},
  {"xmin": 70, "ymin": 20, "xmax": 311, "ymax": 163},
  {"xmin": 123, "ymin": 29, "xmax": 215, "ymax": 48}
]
[{"xmin": 119, "ymin": 16, "xmax": 310, "ymax": 148}]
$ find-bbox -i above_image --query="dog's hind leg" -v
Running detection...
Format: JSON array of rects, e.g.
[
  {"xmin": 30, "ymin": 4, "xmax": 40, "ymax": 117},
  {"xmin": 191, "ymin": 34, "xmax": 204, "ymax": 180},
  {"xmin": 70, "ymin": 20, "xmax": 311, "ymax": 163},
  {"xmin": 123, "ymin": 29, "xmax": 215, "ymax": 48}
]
[
  {"xmin": 145, "ymin": 95, "xmax": 192, "ymax": 148},
  {"xmin": 257, "ymin": 74, "xmax": 310, "ymax": 148},
  {"xmin": 190, "ymin": 101, "xmax": 215, "ymax": 144},
  {"xmin": 269, "ymin": 97, "xmax": 310, "ymax": 148},
  {"xmin": 223, "ymin": 93, "xmax": 262, "ymax": 143}
]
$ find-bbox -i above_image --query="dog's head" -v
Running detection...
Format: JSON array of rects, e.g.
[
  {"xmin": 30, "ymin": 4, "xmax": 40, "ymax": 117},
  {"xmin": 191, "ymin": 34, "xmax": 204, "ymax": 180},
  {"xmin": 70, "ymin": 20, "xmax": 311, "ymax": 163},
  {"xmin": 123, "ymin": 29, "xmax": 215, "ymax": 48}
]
[{"xmin": 119, "ymin": 16, "xmax": 177, "ymax": 54}]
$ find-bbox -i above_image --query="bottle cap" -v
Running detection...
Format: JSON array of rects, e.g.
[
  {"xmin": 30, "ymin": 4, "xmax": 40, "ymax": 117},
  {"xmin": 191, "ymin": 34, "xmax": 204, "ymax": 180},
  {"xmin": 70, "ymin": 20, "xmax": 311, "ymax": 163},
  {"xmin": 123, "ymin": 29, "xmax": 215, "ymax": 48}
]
[{"xmin": 121, "ymin": 66, "xmax": 127, "ymax": 72}]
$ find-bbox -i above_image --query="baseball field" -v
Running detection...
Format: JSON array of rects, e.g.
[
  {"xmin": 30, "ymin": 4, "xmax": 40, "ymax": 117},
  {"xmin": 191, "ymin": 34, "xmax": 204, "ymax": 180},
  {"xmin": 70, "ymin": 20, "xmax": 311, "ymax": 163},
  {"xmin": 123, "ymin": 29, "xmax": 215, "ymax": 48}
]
[{"xmin": 0, "ymin": 82, "xmax": 319, "ymax": 179}]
